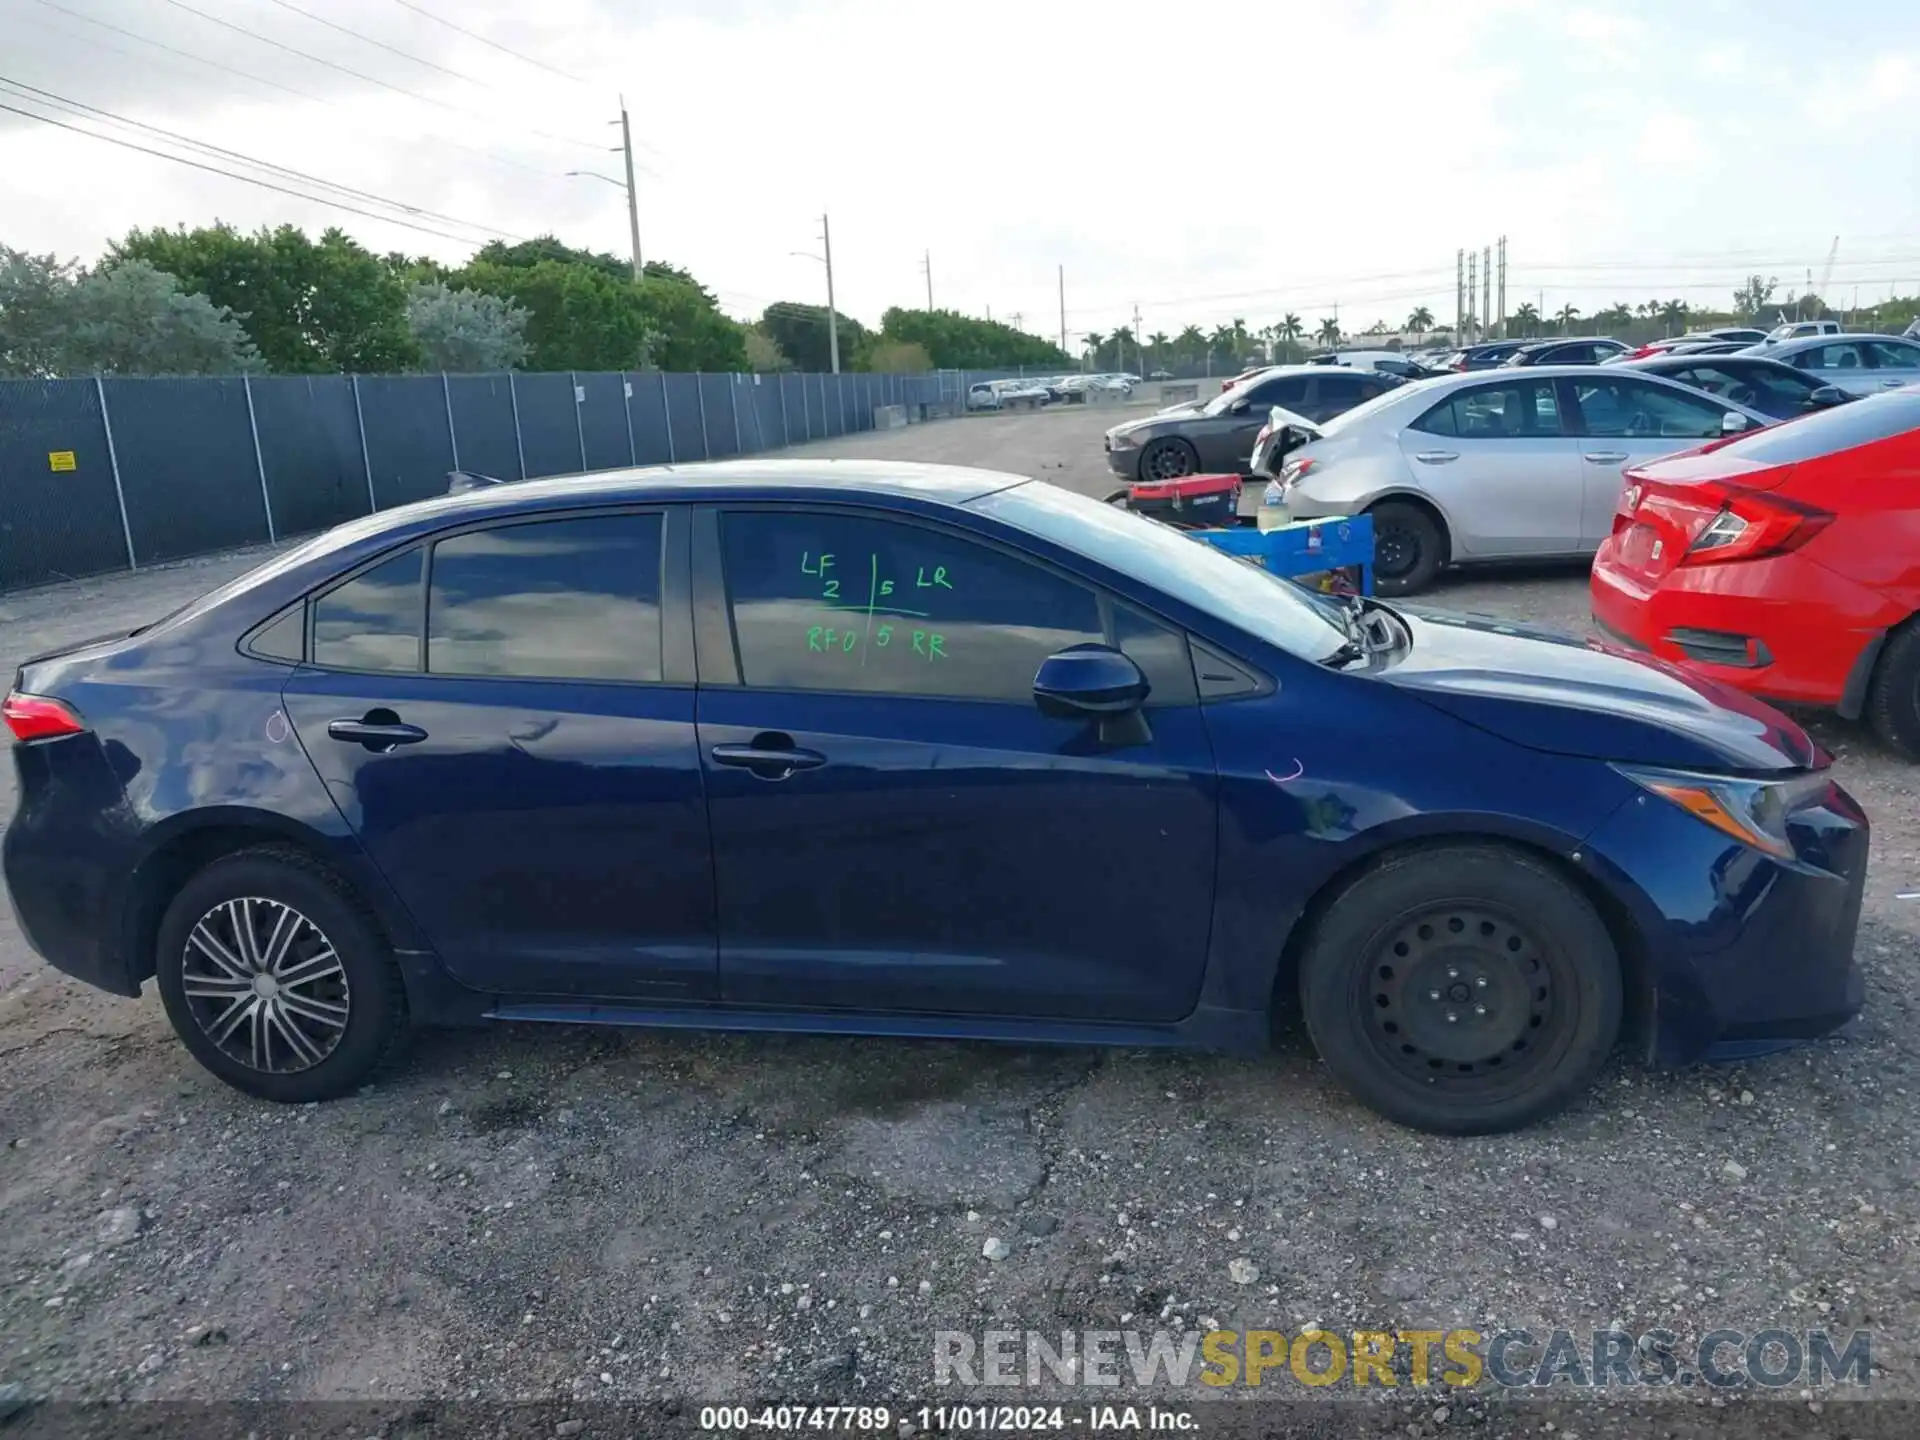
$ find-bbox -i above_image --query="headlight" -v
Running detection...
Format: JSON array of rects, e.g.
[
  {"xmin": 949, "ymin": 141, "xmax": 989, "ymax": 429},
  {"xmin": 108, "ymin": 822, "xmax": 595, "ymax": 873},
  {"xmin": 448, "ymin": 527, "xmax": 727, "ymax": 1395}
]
[
  {"xmin": 1109, "ymin": 430, "xmax": 1141, "ymax": 449},
  {"xmin": 1613, "ymin": 765, "xmax": 1835, "ymax": 860}
]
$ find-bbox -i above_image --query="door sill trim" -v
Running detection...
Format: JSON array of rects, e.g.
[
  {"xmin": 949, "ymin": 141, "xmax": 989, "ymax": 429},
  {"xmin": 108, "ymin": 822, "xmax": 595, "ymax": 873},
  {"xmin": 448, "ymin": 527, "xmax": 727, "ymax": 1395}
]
[{"xmin": 485, "ymin": 1000, "xmax": 1267, "ymax": 1052}]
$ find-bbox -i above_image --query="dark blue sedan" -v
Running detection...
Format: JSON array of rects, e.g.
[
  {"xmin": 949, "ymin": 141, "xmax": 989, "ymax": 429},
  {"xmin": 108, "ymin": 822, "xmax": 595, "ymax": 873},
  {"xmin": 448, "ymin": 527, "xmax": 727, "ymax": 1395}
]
[{"xmin": 1, "ymin": 462, "xmax": 1867, "ymax": 1133}]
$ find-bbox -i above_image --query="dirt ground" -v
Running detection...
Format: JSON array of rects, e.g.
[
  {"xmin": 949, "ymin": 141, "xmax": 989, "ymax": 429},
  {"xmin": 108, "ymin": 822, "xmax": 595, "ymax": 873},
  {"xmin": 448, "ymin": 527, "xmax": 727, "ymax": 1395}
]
[{"xmin": 1, "ymin": 397, "xmax": 1917, "ymax": 1436}]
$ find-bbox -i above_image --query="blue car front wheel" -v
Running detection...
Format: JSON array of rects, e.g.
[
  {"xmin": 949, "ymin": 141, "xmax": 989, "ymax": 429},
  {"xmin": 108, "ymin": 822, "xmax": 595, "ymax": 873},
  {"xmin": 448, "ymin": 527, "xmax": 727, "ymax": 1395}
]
[{"xmin": 1299, "ymin": 844, "xmax": 1622, "ymax": 1134}]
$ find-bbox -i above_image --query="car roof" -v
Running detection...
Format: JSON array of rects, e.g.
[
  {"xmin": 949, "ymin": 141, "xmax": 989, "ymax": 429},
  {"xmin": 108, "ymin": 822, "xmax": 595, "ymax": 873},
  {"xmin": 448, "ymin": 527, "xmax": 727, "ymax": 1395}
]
[
  {"xmin": 1760, "ymin": 332, "xmax": 1905, "ymax": 353},
  {"xmin": 1626, "ymin": 352, "xmax": 1790, "ymax": 370}
]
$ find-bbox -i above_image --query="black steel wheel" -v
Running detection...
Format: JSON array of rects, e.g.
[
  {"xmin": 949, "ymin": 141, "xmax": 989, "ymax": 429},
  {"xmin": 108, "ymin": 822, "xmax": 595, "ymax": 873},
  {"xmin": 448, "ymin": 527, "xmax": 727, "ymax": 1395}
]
[
  {"xmin": 1368, "ymin": 501, "xmax": 1446, "ymax": 595},
  {"xmin": 1139, "ymin": 437, "xmax": 1200, "ymax": 482},
  {"xmin": 1298, "ymin": 845, "xmax": 1621, "ymax": 1133}
]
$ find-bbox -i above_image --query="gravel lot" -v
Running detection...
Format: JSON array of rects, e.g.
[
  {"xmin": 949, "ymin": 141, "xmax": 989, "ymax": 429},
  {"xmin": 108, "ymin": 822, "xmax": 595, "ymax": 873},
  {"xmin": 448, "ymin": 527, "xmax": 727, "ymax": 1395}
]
[{"xmin": 1, "ymin": 397, "xmax": 1916, "ymax": 1436}]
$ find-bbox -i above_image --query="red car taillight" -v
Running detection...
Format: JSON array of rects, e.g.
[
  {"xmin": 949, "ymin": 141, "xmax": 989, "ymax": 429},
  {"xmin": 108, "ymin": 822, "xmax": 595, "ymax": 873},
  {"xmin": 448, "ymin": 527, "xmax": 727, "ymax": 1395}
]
[
  {"xmin": 3, "ymin": 691, "xmax": 86, "ymax": 742},
  {"xmin": 1679, "ymin": 486, "xmax": 1834, "ymax": 566}
]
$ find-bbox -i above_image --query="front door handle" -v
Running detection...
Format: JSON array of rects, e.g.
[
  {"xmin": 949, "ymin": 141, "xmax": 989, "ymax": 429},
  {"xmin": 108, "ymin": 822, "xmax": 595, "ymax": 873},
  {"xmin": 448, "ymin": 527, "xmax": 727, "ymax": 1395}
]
[
  {"xmin": 711, "ymin": 740, "xmax": 827, "ymax": 780},
  {"xmin": 327, "ymin": 716, "xmax": 428, "ymax": 752},
  {"xmin": 1412, "ymin": 450, "xmax": 1458, "ymax": 464},
  {"xmin": 1583, "ymin": 451, "xmax": 1629, "ymax": 464}
]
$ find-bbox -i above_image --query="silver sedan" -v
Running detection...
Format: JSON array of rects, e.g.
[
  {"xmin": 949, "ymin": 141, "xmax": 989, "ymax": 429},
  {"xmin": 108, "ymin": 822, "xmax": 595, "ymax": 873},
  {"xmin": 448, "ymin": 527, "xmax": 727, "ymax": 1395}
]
[
  {"xmin": 1260, "ymin": 366, "xmax": 1774, "ymax": 594},
  {"xmin": 1736, "ymin": 332, "xmax": 1920, "ymax": 398}
]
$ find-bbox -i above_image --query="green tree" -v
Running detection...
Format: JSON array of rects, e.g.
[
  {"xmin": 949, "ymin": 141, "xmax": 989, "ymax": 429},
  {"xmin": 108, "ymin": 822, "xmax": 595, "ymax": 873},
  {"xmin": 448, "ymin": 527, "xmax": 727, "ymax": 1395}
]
[
  {"xmin": 876, "ymin": 309, "xmax": 1068, "ymax": 370},
  {"xmin": 1657, "ymin": 298, "xmax": 1689, "ymax": 335},
  {"xmin": 111, "ymin": 223, "xmax": 418, "ymax": 372},
  {"xmin": 758, "ymin": 303, "xmax": 867, "ymax": 374},
  {"xmin": 455, "ymin": 259, "xmax": 655, "ymax": 371},
  {"xmin": 743, "ymin": 327, "xmax": 790, "ymax": 372},
  {"xmin": 1594, "ymin": 303, "xmax": 1634, "ymax": 330},
  {"xmin": 1406, "ymin": 305, "xmax": 1433, "ymax": 335},
  {"xmin": 0, "ymin": 247, "xmax": 259, "ymax": 376},
  {"xmin": 1315, "ymin": 316, "xmax": 1341, "ymax": 346},
  {"xmin": 865, "ymin": 339, "xmax": 932, "ymax": 374},
  {"xmin": 1278, "ymin": 313, "xmax": 1303, "ymax": 345},
  {"xmin": 1147, "ymin": 331, "xmax": 1169, "ymax": 369},
  {"xmin": 65, "ymin": 260, "xmax": 261, "ymax": 375},
  {"xmin": 1511, "ymin": 301, "xmax": 1539, "ymax": 336},
  {"xmin": 1110, "ymin": 325, "xmax": 1137, "ymax": 371},
  {"xmin": 0, "ymin": 246, "xmax": 75, "ymax": 376},
  {"xmin": 1555, "ymin": 303, "xmax": 1582, "ymax": 334},
  {"xmin": 1733, "ymin": 274, "xmax": 1778, "ymax": 321},
  {"xmin": 472, "ymin": 236, "xmax": 631, "ymax": 283},
  {"xmin": 1176, "ymin": 324, "xmax": 1206, "ymax": 362},
  {"xmin": 406, "ymin": 281, "xmax": 528, "ymax": 371}
]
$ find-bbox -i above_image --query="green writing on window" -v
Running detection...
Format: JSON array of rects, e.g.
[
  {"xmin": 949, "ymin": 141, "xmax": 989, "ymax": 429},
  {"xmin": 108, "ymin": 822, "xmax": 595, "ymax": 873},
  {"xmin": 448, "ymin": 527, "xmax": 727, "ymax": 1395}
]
[{"xmin": 795, "ymin": 549, "xmax": 955, "ymax": 665}]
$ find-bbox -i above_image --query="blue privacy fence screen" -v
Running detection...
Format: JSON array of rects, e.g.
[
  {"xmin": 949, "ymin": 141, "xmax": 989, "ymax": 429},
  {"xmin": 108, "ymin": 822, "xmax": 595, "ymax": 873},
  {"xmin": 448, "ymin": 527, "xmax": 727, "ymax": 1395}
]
[{"xmin": 0, "ymin": 368, "xmax": 952, "ymax": 591}]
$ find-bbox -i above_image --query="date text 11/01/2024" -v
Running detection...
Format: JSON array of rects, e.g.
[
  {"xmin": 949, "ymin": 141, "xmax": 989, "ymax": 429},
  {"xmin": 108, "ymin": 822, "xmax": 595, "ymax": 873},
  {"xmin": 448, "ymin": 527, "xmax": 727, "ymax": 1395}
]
[{"xmin": 802, "ymin": 550, "xmax": 955, "ymax": 663}]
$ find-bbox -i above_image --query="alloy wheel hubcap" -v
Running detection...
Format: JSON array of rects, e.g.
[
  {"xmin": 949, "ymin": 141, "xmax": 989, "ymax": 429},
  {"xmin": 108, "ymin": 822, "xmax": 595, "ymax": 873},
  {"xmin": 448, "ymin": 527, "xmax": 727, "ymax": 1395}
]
[
  {"xmin": 181, "ymin": 898, "xmax": 349, "ymax": 1073},
  {"xmin": 1145, "ymin": 445, "xmax": 1193, "ymax": 480}
]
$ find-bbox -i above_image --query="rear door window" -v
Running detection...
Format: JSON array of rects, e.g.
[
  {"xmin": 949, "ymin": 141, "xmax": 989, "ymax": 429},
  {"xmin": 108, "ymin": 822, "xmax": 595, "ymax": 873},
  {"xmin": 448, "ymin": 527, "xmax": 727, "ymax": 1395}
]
[
  {"xmin": 1412, "ymin": 380, "xmax": 1563, "ymax": 438},
  {"xmin": 1796, "ymin": 342, "xmax": 1867, "ymax": 372},
  {"xmin": 311, "ymin": 549, "xmax": 422, "ymax": 672},
  {"xmin": 426, "ymin": 514, "xmax": 665, "ymax": 682}
]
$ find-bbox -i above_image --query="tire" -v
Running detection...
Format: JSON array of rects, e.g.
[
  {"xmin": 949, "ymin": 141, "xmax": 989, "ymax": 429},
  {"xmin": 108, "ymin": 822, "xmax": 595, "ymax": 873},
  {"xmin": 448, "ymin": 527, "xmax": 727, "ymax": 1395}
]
[
  {"xmin": 1367, "ymin": 501, "xmax": 1447, "ymax": 596},
  {"xmin": 155, "ymin": 846, "xmax": 410, "ymax": 1103},
  {"xmin": 1865, "ymin": 621, "xmax": 1920, "ymax": 760},
  {"xmin": 1297, "ymin": 845, "xmax": 1621, "ymax": 1135},
  {"xmin": 1139, "ymin": 437, "xmax": 1200, "ymax": 482}
]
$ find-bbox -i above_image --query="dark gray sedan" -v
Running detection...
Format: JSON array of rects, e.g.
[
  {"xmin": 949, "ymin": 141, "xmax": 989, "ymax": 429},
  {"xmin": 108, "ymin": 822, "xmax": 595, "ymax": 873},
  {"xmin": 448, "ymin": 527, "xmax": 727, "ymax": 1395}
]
[
  {"xmin": 1621, "ymin": 353, "xmax": 1854, "ymax": 421},
  {"xmin": 1104, "ymin": 365, "xmax": 1400, "ymax": 481}
]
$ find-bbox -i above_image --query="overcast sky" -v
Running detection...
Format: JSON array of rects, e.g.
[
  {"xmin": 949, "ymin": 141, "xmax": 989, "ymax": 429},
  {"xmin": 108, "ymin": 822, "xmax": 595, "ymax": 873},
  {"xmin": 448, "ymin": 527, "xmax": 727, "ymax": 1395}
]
[{"xmin": 4, "ymin": 0, "xmax": 1919, "ymax": 345}]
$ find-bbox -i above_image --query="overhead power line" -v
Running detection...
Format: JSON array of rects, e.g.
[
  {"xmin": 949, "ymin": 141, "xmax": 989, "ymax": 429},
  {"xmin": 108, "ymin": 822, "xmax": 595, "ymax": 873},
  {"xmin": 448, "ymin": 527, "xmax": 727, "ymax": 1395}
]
[
  {"xmin": 388, "ymin": 0, "xmax": 590, "ymax": 85},
  {"xmin": 22, "ymin": 0, "xmax": 579, "ymax": 186},
  {"xmin": 0, "ymin": 98, "xmax": 504, "ymax": 247},
  {"xmin": 0, "ymin": 75, "xmax": 523, "ymax": 241},
  {"xmin": 153, "ymin": 0, "xmax": 601, "ymax": 153},
  {"xmin": 257, "ymin": 0, "xmax": 490, "ymax": 87}
]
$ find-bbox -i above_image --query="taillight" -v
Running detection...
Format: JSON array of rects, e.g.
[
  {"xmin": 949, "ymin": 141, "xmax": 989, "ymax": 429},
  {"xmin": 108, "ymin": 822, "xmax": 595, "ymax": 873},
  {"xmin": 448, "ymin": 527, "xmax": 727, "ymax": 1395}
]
[
  {"xmin": 1680, "ymin": 488, "xmax": 1834, "ymax": 566},
  {"xmin": 2, "ymin": 692, "xmax": 86, "ymax": 743}
]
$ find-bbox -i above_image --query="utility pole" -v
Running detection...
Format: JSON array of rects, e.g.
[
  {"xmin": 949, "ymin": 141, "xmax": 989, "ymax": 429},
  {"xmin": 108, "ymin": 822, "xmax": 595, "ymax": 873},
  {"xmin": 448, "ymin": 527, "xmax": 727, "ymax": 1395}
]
[
  {"xmin": 1455, "ymin": 249, "xmax": 1464, "ymax": 343},
  {"xmin": 822, "ymin": 214, "xmax": 840, "ymax": 374},
  {"xmin": 1466, "ymin": 251, "xmax": 1478, "ymax": 342},
  {"xmin": 1496, "ymin": 235, "xmax": 1506, "ymax": 339},
  {"xmin": 922, "ymin": 250, "xmax": 933, "ymax": 310},
  {"xmin": 1058, "ymin": 264, "xmax": 1067, "ymax": 354},
  {"xmin": 1132, "ymin": 302, "xmax": 1143, "ymax": 372},
  {"xmin": 1482, "ymin": 245, "xmax": 1492, "ymax": 340},
  {"xmin": 618, "ymin": 99, "xmax": 643, "ymax": 278},
  {"xmin": 1007, "ymin": 311, "xmax": 1024, "ymax": 331}
]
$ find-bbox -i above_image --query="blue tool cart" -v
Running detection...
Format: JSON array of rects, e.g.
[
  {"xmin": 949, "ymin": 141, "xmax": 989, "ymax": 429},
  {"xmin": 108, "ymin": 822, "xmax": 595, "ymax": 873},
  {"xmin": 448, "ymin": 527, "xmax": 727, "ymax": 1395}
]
[{"xmin": 1189, "ymin": 514, "xmax": 1376, "ymax": 596}]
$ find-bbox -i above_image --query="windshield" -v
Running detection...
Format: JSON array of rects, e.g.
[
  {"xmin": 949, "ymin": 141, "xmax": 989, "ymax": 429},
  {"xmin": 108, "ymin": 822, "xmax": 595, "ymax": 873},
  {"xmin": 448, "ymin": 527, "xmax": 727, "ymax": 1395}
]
[
  {"xmin": 1201, "ymin": 378, "xmax": 1264, "ymax": 416},
  {"xmin": 970, "ymin": 482, "xmax": 1350, "ymax": 662}
]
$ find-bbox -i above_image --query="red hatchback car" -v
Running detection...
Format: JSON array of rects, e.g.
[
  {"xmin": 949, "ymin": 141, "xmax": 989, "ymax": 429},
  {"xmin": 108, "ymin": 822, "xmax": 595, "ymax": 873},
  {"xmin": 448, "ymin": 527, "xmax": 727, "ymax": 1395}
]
[{"xmin": 1591, "ymin": 389, "xmax": 1920, "ymax": 756}]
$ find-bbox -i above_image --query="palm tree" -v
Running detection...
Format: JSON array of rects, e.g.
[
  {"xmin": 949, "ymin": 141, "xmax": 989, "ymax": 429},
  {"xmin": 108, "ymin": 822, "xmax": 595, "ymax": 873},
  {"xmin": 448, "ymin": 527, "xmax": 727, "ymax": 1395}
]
[
  {"xmin": 1511, "ymin": 301, "xmax": 1539, "ymax": 336},
  {"xmin": 1279, "ymin": 312, "xmax": 1303, "ymax": 344},
  {"xmin": 1657, "ymin": 299, "xmax": 1690, "ymax": 336},
  {"xmin": 1636, "ymin": 299, "xmax": 1660, "ymax": 320},
  {"xmin": 1177, "ymin": 325, "xmax": 1205, "ymax": 362},
  {"xmin": 1595, "ymin": 303, "xmax": 1633, "ymax": 330},
  {"xmin": 1315, "ymin": 316, "xmax": 1341, "ymax": 346},
  {"xmin": 1230, "ymin": 317, "xmax": 1249, "ymax": 355},
  {"xmin": 1083, "ymin": 332, "xmax": 1103, "ymax": 371},
  {"xmin": 1111, "ymin": 325, "xmax": 1136, "ymax": 370},
  {"xmin": 1555, "ymin": 303, "xmax": 1582, "ymax": 334},
  {"xmin": 1208, "ymin": 324, "xmax": 1235, "ymax": 358},
  {"xmin": 1148, "ymin": 331, "xmax": 1169, "ymax": 369},
  {"xmin": 1406, "ymin": 305, "xmax": 1434, "ymax": 335}
]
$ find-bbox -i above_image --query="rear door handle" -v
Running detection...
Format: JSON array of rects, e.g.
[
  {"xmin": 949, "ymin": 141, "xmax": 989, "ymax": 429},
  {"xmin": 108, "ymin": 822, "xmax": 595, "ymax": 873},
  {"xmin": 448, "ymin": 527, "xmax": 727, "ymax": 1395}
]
[
  {"xmin": 327, "ymin": 718, "xmax": 428, "ymax": 751},
  {"xmin": 1412, "ymin": 450, "xmax": 1458, "ymax": 464},
  {"xmin": 1583, "ymin": 451, "xmax": 1629, "ymax": 464},
  {"xmin": 710, "ymin": 742, "xmax": 827, "ymax": 779}
]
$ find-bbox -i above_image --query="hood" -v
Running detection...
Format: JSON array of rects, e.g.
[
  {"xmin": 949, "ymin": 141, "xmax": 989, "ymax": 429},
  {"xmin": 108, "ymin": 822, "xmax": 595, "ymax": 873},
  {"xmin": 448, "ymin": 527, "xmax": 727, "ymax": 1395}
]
[
  {"xmin": 1380, "ymin": 607, "xmax": 1819, "ymax": 773},
  {"xmin": 1248, "ymin": 406, "xmax": 1322, "ymax": 475}
]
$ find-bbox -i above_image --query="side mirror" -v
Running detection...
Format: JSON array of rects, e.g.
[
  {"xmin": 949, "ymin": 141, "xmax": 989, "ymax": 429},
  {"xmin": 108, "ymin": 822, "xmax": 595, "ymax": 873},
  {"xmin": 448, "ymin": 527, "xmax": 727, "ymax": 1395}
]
[
  {"xmin": 1228, "ymin": 398, "xmax": 1250, "ymax": 414},
  {"xmin": 1720, "ymin": 411, "xmax": 1749, "ymax": 434},
  {"xmin": 1808, "ymin": 384, "xmax": 1848, "ymax": 408},
  {"xmin": 1033, "ymin": 644, "xmax": 1152, "ymax": 746}
]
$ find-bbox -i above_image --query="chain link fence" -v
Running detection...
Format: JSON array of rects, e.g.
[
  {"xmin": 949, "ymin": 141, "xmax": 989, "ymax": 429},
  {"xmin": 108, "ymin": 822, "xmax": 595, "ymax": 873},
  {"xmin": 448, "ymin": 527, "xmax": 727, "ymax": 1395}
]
[{"xmin": 0, "ymin": 369, "xmax": 947, "ymax": 592}]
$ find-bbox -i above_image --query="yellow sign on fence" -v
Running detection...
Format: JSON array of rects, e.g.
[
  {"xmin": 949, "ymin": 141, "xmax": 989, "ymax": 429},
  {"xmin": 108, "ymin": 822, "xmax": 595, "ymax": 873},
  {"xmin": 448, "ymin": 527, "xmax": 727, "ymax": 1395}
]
[{"xmin": 47, "ymin": 451, "xmax": 76, "ymax": 473}]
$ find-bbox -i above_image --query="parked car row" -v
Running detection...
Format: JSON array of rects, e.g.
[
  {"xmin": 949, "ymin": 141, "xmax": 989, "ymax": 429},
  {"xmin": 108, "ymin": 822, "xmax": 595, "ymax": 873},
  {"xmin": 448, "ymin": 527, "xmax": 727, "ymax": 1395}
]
[{"xmin": 969, "ymin": 373, "xmax": 1139, "ymax": 411}]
